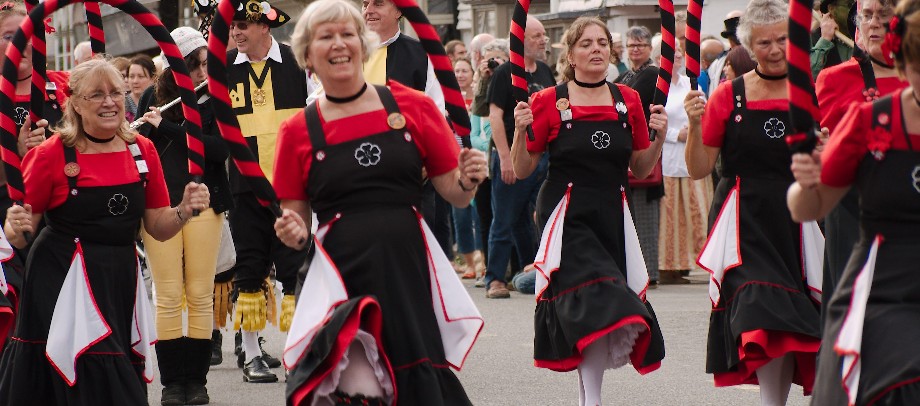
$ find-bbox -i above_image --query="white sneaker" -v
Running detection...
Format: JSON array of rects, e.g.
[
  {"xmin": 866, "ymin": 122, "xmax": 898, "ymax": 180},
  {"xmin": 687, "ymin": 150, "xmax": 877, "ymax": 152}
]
[{"xmin": 474, "ymin": 277, "xmax": 485, "ymax": 288}]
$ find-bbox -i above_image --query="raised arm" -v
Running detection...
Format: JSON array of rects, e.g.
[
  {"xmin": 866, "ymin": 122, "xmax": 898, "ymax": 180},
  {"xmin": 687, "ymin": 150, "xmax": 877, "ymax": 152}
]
[{"xmin": 683, "ymin": 90, "xmax": 720, "ymax": 179}]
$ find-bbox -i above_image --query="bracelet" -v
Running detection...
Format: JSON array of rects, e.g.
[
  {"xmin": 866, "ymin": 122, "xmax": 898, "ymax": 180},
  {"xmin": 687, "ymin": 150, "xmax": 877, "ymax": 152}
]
[
  {"xmin": 175, "ymin": 206, "xmax": 188, "ymax": 225},
  {"xmin": 458, "ymin": 178, "xmax": 475, "ymax": 192}
]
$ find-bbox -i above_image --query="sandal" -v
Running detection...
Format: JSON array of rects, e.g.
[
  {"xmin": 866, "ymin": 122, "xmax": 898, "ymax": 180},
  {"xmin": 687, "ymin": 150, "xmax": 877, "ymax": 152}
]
[{"xmin": 461, "ymin": 269, "xmax": 477, "ymax": 279}]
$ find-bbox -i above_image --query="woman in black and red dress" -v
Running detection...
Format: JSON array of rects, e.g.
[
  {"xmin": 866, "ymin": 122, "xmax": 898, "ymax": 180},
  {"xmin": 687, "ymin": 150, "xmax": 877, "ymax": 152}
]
[
  {"xmin": 0, "ymin": 59, "xmax": 210, "ymax": 405},
  {"xmin": 510, "ymin": 17, "xmax": 666, "ymax": 406},
  {"xmin": 814, "ymin": 0, "xmax": 905, "ymax": 307},
  {"xmin": 684, "ymin": 0, "xmax": 821, "ymax": 404},
  {"xmin": 789, "ymin": 2, "xmax": 920, "ymax": 403},
  {"xmin": 272, "ymin": 0, "xmax": 486, "ymax": 405}
]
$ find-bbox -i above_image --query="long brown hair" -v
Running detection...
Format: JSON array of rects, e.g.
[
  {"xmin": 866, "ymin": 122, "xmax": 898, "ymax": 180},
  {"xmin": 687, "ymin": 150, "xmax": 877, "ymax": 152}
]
[
  {"xmin": 895, "ymin": 0, "xmax": 920, "ymax": 74},
  {"xmin": 55, "ymin": 58, "xmax": 135, "ymax": 147}
]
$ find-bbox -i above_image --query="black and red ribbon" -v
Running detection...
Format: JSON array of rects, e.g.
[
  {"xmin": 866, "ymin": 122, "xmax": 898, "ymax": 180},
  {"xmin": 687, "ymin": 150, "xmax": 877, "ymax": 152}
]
[
  {"xmin": 84, "ymin": 1, "xmax": 105, "ymax": 54},
  {"xmin": 207, "ymin": 0, "xmax": 282, "ymax": 215},
  {"xmin": 650, "ymin": 0, "xmax": 675, "ymax": 141},
  {"xmin": 787, "ymin": 0, "xmax": 820, "ymax": 153},
  {"xmin": 1, "ymin": 0, "xmax": 204, "ymax": 202},
  {"xmin": 685, "ymin": 0, "xmax": 703, "ymax": 90},
  {"xmin": 509, "ymin": 0, "xmax": 533, "ymax": 141},
  {"xmin": 390, "ymin": 0, "xmax": 471, "ymax": 149}
]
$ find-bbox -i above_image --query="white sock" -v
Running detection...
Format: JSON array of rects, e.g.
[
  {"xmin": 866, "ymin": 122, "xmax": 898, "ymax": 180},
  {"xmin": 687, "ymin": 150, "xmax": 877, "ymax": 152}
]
[
  {"xmin": 576, "ymin": 370, "xmax": 586, "ymax": 406},
  {"xmin": 577, "ymin": 337, "xmax": 609, "ymax": 406},
  {"xmin": 242, "ymin": 330, "xmax": 261, "ymax": 364},
  {"xmin": 756, "ymin": 354, "xmax": 794, "ymax": 406}
]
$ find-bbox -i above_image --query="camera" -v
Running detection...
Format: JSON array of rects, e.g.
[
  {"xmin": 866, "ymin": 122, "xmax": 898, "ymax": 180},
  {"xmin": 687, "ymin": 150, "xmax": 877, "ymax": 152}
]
[{"xmin": 487, "ymin": 58, "xmax": 500, "ymax": 70}]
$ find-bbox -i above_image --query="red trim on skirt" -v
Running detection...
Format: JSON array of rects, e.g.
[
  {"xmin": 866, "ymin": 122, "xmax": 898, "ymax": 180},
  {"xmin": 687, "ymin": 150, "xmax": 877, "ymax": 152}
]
[
  {"xmin": 534, "ymin": 315, "xmax": 658, "ymax": 375},
  {"xmin": 713, "ymin": 329, "xmax": 820, "ymax": 395}
]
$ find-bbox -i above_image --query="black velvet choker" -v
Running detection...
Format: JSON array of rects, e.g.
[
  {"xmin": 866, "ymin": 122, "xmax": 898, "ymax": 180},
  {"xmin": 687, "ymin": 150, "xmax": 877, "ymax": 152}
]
[
  {"xmin": 869, "ymin": 55, "xmax": 895, "ymax": 69},
  {"xmin": 754, "ymin": 68, "xmax": 787, "ymax": 81},
  {"xmin": 84, "ymin": 131, "xmax": 116, "ymax": 143},
  {"xmin": 326, "ymin": 83, "xmax": 368, "ymax": 104},
  {"xmin": 573, "ymin": 77, "xmax": 607, "ymax": 88}
]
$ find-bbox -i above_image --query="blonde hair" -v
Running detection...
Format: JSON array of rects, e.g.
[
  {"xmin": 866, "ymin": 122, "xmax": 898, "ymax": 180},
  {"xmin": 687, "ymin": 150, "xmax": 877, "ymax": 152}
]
[
  {"xmin": 562, "ymin": 17, "xmax": 612, "ymax": 82},
  {"xmin": 896, "ymin": 0, "xmax": 920, "ymax": 74},
  {"xmin": 0, "ymin": 2, "xmax": 25, "ymax": 26},
  {"xmin": 290, "ymin": 0, "xmax": 379, "ymax": 70},
  {"xmin": 55, "ymin": 58, "xmax": 135, "ymax": 147}
]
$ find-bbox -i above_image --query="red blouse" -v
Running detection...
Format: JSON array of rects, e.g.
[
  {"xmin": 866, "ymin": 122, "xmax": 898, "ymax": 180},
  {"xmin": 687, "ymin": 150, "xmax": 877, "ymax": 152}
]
[
  {"xmin": 822, "ymin": 88, "xmax": 920, "ymax": 187},
  {"xmin": 816, "ymin": 58, "xmax": 906, "ymax": 133},
  {"xmin": 22, "ymin": 134, "xmax": 170, "ymax": 213},
  {"xmin": 701, "ymin": 80, "xmax": 789, "ymax": 147},
  {"xmin": 273, "ymin": 81, "xmax": 461, "ymax": 201},
  {"xmin": 526, "ymin": 83, "xmax": 650, "ymax": 153}
]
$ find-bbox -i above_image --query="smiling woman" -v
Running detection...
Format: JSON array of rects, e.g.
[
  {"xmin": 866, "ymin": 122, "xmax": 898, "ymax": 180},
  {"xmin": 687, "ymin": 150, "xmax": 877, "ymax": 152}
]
[
  {"xmin": 0, "ymin": 58, "xmax": 210, "ymax": 406},
  {"xmin": 275, "ymin": 0, "xmax": 486, "ymax": 404}
]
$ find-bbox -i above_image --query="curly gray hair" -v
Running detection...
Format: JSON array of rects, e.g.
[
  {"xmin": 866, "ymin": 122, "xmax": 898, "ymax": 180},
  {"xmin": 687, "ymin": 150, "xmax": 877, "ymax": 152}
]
[
  {"xmin": 736, "ymin": 0, "xmax": 788, "ymax": 57},
  {"xmin": 481, "ymin": 38, "xmax": 510, "ymax": 58}
]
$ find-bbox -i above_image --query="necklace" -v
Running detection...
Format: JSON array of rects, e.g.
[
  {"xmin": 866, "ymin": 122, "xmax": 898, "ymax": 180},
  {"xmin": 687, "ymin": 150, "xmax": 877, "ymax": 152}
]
[
  {"xmin": 573, "ymin": 77, "xmax": 607, "ymax": 88},
  {"xmin": 754, "ymin": 68, "xmax": 787, "ymax": 81},
  {"xmin": 869, "ymin": 55, "xmax": 895, "ymax": 70},
  {"xmin": 326, "ymin": 83, "xmax": 368, "ymax": 104},
  {"xmin": 84, "ymin": 131, "xmax": 117, "ymax": 143},
  {"xmin": 17, "ymin": 74, "xmax": 31, "ymax": 82}
]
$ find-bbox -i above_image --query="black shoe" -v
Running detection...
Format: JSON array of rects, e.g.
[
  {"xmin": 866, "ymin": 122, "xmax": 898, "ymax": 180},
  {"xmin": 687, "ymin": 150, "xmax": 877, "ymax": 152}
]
[
  {"xmin": 234, "ymin": 331, "xmax": 242, "ymax": 356},
  {"xmin": 185, "ymin": 383, "xmax": 210, "ymax": 405},
  {"xmin": 258, "ymin": 337, "xmax": 282, "ymax": 368},
  {"xmin": 242, "ymin": 356, "xmax": 279, "ymax": 383},
  {"xmin": 210, "ymin": 330, "xmax": 223, "ymax": 366},
  {"xmin": 160, "ymin": 385, "xmax": 186, "ymax": 406},
  {"xmin": 237, "ymin": 350, "xmax": 245, "ymax": 369}
]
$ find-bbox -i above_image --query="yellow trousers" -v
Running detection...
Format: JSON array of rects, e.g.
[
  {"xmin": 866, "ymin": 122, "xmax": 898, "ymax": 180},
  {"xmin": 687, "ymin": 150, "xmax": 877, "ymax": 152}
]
[{"xmin": 142, "ymin": 208, "xmax": 222, "ymax": 340}]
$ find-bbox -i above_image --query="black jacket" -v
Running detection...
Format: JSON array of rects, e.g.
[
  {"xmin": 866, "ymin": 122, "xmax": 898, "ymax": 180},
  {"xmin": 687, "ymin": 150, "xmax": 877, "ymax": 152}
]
[{"xmin": 137, "ymin": 86, "xmax": 234, "ymax": 213}]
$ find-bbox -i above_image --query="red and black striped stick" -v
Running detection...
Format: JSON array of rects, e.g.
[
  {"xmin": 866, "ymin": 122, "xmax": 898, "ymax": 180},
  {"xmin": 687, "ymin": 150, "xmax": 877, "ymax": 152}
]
[
  {"xmin": 650, "ymin": 0, "xmax": 675, "ymax": 142},
  {"xmin": 23, "ymin": 0, "xmax": 48, "ymax": 133},
  {"xmin": 509, "ymin": 0, "xmax": 534, "ymax": 141},
  {"xmin": 1, "ymin": 0, "xmax": 205, "ymax": 204},
  {"xmin": 786, "ymin": 0, "xmax": 820, "ymax": 153},
  {"xmin": 85, "ymin": 1, "xmax": 105, "ymax": 54},
  {"xmin": 206, "ymin": 0, "xmax": 282, "ymax": 216},
  {"xmin": 685, "ymin": 0, "xmax": 703, "ymax": 90},
  {"xmin": 390, "ymin": 0, "xmax": 471, "ymax": 150}
]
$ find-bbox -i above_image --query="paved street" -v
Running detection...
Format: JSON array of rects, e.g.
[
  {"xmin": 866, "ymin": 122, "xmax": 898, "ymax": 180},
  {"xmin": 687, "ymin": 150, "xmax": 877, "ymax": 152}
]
[{"xmin": 148, "ymin": 276, "xmax": 812, "ymax": 405}]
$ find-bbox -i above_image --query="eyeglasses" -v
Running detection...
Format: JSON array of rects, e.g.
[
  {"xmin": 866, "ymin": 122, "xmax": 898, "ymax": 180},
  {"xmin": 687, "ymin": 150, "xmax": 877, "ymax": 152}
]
[
  {"xmin": 230, "ymin": 21, "xmax": 250, "ymax": 30},
  {"xmin": 626, "ymin": 43, "xmax": 649, "ymax": 50},
  {"xmin": 81, "ymin": 91, "xmax": 125, "ymax": 104},
  {"xmin": 858, "ymin": 11, "xmax": 894, "ymax": 24}
]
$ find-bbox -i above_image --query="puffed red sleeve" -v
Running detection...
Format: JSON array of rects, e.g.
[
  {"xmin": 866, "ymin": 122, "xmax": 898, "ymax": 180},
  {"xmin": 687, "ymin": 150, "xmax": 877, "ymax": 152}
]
[
  {"xmin": 701, "ymin": 80, "xmax": 733, "ymax": 147},
  {"xmin": 821, "ymin": 103, "xmax": 870, "ymax": 187},
  {"xmin": 138, "ymin": 136, "xmax": 170, "ymax": 209},
  {"xmin": 21, "ymin": 138, "xmax": 63, "ymax": 214},
  {"xmin": 391, "ymin": 82, "xmax": 459, "ymax": 178},
  {"xmin": 620, "ymin": 84, "xmax": 650, "ymax": 151},
  {"xmin": 527, "ymin": 86, "xmax": 556, "ymax": 153},
  {"xmin": 273, "ymin": 110, "xmax": 311, "ymax": 201},
  {"xmin": 816, "ymin": 65, "xmax": 851, "ymax": 133}
]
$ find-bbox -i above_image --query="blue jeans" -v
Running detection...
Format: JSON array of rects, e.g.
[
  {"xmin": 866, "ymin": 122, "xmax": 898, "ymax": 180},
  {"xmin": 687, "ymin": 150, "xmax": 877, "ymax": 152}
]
[
  {"xmin": 452, "ymin": 202, "xmax": 482, "ymax": 254},
  {"xmin": 485, "ymin": 150, "xmax": 548, "ymax": 287},
  {"xmin": 511, "ymin": 270, "xmax": 536, "ymax": 294}
]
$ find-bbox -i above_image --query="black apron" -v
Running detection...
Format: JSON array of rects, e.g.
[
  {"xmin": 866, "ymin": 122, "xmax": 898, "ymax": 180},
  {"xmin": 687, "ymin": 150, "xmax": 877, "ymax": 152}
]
[
  {"xmin": 294, "ymin": 85, "xmax": 471, "ymax": 406},
  {"xmin": 533, "ymin": 82, "xmax": 665, "ymax": 372},
  {"xmin": 0, "ymin": 141, "xmax": 149, "ymax": 405},
  {"xmin": 705, "ymin": 78, "xmax": 820, "ymax": 388},
  {"xmin": 813, "ymin": 95, "xmax": 920, "ymax": 405}
]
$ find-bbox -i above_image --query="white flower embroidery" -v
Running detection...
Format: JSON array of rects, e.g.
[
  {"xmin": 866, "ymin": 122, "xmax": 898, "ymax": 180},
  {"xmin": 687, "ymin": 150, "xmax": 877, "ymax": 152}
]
[
  {"xmin": 912, "ymin": 165, "xmax": 920, "ymax": 194},
  {"xmin": 354, "ymin": 142, "xmax": 382, "ymax": 167},
  {"xmin": 108, "ymin": 193, "xmax": 129, "ymax": 216},
  {"xmin": 591, "ymin": 131, "xmax": 611, "ymax": 149},
  {"xmin": 763, "ymin": 118, "xmax": 786, "ymax": 139}
]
